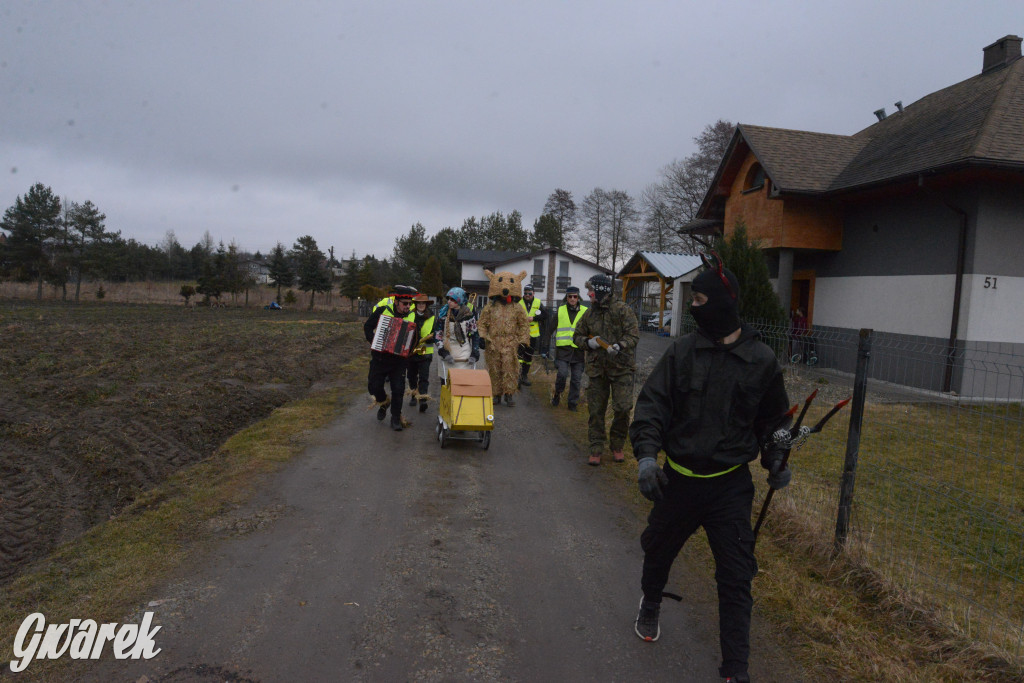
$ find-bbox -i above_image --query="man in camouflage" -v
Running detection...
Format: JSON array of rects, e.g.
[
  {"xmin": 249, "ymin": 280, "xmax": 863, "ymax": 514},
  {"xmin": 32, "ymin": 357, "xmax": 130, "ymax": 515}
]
[{"xmin": 573, "ymin": 274, "xmax": 639, "ymax": 466}]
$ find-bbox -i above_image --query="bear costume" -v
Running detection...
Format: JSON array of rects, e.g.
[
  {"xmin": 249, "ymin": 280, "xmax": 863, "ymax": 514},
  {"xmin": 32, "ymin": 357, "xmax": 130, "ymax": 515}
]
[{"xmin": 476, "ymin": 269, "xmax": 531, "ymax": 406}]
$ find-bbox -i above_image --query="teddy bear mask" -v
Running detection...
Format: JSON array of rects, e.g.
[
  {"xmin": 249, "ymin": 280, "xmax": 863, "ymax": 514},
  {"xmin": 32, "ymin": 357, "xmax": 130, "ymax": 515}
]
[{"xmin": 484, "ymin": 269, "xmax": 528, "ymax": 305}]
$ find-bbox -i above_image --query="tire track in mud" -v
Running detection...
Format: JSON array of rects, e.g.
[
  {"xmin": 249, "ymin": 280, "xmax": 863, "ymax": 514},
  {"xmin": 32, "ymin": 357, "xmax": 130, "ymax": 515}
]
[{"xmin": 0, "ymin": 305, "xmax": 359, "ymax": 585}]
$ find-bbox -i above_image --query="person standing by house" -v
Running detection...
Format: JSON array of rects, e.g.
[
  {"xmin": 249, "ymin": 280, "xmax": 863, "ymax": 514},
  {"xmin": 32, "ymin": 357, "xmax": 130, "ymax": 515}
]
[
  {"xmin": 628, "ymin": 260, "xmax": 792, "ymax": 683},
  {"xmin": 517, "ymin": 283, "xmax": 546, "ymax": 386},
  {"xmin": 789, "ymin": 307, "xmax": 808, "ymax": 361},
  {"xmin": 405, "ymin": 293, "xmax": 436, "ymax": 413},
  {"xmin": 573, "ymin": 274, "xmax": 639, "ymax": 466},
  {"xmin": 551, "ymin": 285, "xmax": 588, "ymax": 411},
  {"xmin": 364, "ymin": 285, "xmax": 417, "ymax": 431}
]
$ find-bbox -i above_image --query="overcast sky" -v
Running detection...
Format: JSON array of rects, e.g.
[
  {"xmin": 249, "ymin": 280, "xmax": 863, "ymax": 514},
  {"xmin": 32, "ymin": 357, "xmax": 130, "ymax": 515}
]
[{"xmin": 3, "ymin": 1, "xmax": 1021, "ymax": 259}]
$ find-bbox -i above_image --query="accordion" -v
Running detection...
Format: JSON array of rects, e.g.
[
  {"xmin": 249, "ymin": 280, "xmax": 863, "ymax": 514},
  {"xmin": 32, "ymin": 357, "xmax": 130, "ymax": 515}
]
[{"xmin": 371, "ymin": 315, "xmax": 418, "ymax": 357}]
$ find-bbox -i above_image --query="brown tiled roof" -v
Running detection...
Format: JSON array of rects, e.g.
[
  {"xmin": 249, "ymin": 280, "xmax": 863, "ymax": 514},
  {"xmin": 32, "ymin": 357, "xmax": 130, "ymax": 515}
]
[
  {"xmin": 831, "ymin": 56, "xmax": 1024, "ymax": 189},
  {"xmin": 721, "ymin": 56, "xmax": 1024, "ymax": 199},
  {"xmin": 739, "ymin": 125, "xmax": 867, "ymax": 192}
]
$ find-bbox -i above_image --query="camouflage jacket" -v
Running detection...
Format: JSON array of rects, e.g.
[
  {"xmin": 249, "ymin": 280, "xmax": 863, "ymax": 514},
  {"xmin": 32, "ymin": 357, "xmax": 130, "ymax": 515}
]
[{"xmin": 573, "ymin": 298, "xmax": 639, "ymax": 377}]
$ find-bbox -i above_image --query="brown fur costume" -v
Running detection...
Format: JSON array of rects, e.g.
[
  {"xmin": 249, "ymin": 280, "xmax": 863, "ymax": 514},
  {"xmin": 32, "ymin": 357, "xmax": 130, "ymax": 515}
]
[{"xmin": 476, "ymin": 269, "xmax": 531, "ymax": 396}]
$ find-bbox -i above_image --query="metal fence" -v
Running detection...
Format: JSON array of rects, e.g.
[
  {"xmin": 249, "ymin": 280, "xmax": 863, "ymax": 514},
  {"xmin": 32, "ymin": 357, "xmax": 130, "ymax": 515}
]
[{"xmin": 699, "ymin": 318, "xmax": 1024, "ymax": 662}]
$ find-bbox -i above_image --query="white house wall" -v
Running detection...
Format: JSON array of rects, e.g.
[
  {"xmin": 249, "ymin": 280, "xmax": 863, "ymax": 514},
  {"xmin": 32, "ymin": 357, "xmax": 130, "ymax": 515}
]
[
  {"xmin": 812, "ymin": 275, "xmax": 956, "ymax": 338},
  {"xmin": 960, "ymin": 274, "xmax": 1024, "ymax": 343}
]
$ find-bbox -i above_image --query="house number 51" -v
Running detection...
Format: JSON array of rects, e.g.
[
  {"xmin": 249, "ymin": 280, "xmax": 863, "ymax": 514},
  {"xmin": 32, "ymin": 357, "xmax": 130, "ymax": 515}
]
[{"xmin": 984, "ymin": 276, "xmax": 998, "ymax": 289}]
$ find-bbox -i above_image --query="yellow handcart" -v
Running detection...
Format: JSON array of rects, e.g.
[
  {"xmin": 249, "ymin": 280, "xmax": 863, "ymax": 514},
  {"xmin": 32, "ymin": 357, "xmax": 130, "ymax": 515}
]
[{"xmin": 436, "ymin": 365, "xmax": 494, "ymax": 449}]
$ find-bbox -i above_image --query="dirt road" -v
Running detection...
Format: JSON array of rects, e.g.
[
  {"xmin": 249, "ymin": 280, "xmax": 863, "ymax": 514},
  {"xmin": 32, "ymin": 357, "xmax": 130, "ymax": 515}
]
[{"xmin": 79, "ymin": 354, "xmax": 800, "ymax": 682}]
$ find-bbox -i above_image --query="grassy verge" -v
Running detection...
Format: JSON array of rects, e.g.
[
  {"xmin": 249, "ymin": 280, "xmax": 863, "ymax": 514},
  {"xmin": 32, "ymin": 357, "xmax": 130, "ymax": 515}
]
[
  {"xmin": 525, "ymin": 367, "xmax": 1023, "ymax": 682},
  {"xmin": 0, "ymin": 354, "xmax": 366, "ymax": 681}
]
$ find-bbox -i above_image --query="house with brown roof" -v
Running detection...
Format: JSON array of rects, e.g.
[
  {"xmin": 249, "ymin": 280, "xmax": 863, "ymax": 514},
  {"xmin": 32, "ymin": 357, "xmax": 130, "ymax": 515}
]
[{"xmin": 691, "ymin": 35, "xmax": 1024, "ymax": 397}]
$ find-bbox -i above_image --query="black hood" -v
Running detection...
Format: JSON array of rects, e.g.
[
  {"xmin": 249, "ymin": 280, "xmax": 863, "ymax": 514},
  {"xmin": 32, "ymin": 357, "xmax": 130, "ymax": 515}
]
[{"xmin": 689, "ymin": 266, "xmax": 741, "ymax": 339}]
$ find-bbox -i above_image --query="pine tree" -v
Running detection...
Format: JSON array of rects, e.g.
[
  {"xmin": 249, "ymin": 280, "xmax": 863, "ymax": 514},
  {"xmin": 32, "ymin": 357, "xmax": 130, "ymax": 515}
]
[
  {"xmin": 716, "ymin": 221, "xmax": 785, "ymax": 325},
  {"xmin": 0, "ymin": 183, "xmax": 63, "ymax": 299},
  {"xmin": 267, "ymin": 242, "xmax": 294, "ymax": 304},
  {"xmin": 421, "ymin": 256, "xmax": 444, "ymax": 297},
  {"xmin": 291, "ymin": 235, "xmax": 332, "ymax": 310}
]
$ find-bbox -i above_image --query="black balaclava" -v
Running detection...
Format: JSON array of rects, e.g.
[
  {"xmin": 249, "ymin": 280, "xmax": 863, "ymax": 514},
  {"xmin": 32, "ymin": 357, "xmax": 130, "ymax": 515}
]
[
  {"xmin": 690, "ymin": 267, "xmax": 741, "ymax": 340},
  {"xmin": 589, "ymin": 275, "xmax": 613, "ymax": 307}
]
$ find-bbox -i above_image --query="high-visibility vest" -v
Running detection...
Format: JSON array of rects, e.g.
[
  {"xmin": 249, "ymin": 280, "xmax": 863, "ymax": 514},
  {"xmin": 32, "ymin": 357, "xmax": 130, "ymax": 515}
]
[
  {"xmin": 555, "ymin": 304, "xmax": 588, "ymax": 347},
  {"xmin": 373, "ymin": 299, "xmax": 397, "ymax": 319},
  {"xmin": 520, "ymin": 297, "xmax": 541, "ymax": 337},
  {"xmin": 405, "ymin": 311, "xmax": 435, "ymax": 355}
]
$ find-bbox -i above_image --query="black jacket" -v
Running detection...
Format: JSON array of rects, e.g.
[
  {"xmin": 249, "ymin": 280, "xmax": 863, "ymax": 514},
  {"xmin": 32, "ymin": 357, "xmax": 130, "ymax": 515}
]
[{"xmin": 629, "ymin": 325, "xmax": 790, "ymax": 475}]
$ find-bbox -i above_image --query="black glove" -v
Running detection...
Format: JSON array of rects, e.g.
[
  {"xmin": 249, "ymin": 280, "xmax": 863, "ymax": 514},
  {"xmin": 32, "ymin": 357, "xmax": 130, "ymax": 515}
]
[
  {"xmin": 469, "ymin": 350, "xmax": 480, "ymax": 362},
  {"xmin": 438, "ymin": 347, "xmax": 450, "ymax": 360},
  {"xmin": 767, "ymin": 458, "xmax": 792, "ymax": 489},
  {"xmin": 478, "ymin": 338, "xmax": 486, "ymax": 350},
  {"xmin": 637, "ymin": 457, "xmax": 668, "ymax": 501}
]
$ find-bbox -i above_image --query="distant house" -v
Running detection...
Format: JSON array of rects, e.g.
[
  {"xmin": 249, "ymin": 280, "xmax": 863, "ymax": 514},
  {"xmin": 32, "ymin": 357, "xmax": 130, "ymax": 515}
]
[
  {"xmin": 456, "ymin": 247, "xmax": 613, "ymax": 307},
  {"xmin": 244, "ymin": 259, "xmax": 271, "ymax": 285},
  {"xmin": 690, "ymin": 34, "xmax": 1024, "ymax": 397}
]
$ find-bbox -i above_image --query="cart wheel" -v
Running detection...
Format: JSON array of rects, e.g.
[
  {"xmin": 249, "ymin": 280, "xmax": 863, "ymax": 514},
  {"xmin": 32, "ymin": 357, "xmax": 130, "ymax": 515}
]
[
  {"xmin": 480, "ymin": 431, "xmax": 491, "ymax": 450},
  {"xmin": 439, "ymin": 428, "xmax": 448, "ymax": 449}
]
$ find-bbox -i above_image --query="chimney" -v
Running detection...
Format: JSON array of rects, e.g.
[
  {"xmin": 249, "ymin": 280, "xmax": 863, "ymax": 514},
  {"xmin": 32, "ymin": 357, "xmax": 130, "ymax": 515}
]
[
  {"xmin": 874, "ymin": 108, "xmax": 887, "ymax": 122},
  {"xmin": 982, "ymin": 34, "xmax": 1022, "ymax": 73}
]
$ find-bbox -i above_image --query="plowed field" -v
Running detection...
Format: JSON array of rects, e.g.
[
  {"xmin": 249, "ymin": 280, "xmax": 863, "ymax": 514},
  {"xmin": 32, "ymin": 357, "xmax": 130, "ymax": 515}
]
[{"xmin": 0, "ymin": 301, "xmax": 363, "ymax": 583}]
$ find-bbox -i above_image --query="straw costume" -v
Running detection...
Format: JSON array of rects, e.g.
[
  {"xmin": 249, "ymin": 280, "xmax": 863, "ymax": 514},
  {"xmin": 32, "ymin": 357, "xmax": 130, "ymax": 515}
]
[{"xmin": 476, "ymin": 269, "xmax": 531, "ymax": 406}]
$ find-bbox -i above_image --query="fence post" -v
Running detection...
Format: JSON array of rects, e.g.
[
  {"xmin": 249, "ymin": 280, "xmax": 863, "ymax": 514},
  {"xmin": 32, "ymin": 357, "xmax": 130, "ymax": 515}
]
[{"xmin": 834, "ymin": 327, "xmax": 872, "ymax": 552}]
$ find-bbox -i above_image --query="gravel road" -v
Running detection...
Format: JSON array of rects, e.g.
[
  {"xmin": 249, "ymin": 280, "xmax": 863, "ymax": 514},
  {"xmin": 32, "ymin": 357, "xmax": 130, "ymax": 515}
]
[{"xmin": 78, "ymin": 347, "xmax": 802, "ymax": 683}]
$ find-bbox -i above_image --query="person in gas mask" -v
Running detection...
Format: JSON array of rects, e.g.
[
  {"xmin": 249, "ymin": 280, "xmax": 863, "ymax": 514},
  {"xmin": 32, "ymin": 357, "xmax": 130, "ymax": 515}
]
[
  {"xmin": 572, "ymin": 274, "xmax": 639, "ymax": 466},
  {"xmin": 627, "ymin": 253, "xmax": 792, "ymax": 683}
]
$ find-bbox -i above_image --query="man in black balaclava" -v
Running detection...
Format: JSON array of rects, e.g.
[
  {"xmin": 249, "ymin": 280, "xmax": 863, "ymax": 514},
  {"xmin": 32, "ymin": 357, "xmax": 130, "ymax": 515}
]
[
  {"xmin": 689, "ymin": 266, "xmax": 742, "ymax": 341},
  {"xmin": 627, "ymin": 258, "xmax": 792, "ymax": 683}
]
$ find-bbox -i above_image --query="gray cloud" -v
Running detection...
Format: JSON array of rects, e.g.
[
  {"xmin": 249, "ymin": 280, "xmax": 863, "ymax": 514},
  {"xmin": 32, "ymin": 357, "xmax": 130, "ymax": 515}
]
[{"xmin": 3, "ymin": 0, "xmax": 1020, "ymax": 256}]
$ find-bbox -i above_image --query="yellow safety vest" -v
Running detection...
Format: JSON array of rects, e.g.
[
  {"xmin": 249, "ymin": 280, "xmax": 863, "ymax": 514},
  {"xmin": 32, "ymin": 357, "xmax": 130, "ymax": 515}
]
[
  {"xmin": 405, "ymin": 311, "xmax": 435, "ymax": 355},
  {"xmin": 555, "ymin": 304, "xmax": 588, "ymax": 347},
  {"xmin": 520, "ymin": 297, "xmax": 541, "ymax": 337}
]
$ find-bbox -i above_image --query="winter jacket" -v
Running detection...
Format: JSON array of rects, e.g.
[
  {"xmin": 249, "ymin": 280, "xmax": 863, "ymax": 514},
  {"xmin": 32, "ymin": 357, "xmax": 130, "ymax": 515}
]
[
  {"xmin": 572, "ymin": 298, "xmax": 639, "ymax": 377},
  {"xmin": 629, "ymin": 325, "xmax": 790, "ymax": 476}
]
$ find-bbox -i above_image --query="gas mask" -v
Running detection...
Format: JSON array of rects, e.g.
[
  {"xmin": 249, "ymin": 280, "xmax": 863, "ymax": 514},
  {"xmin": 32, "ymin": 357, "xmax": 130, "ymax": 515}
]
[{"xmin": 589, "ymin": 275, "xmax": 613, "ymax": 305}]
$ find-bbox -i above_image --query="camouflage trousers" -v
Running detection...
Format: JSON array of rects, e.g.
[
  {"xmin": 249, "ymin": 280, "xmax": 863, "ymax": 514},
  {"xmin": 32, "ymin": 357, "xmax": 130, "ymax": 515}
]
[{"xmin": 586, "ymin": 372, "xmax": 634, "ymax": 453}]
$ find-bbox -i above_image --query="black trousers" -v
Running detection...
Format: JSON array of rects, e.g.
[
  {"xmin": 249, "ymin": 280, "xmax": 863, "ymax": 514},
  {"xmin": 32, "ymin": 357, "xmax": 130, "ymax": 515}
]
[
  {"xmin": 407, "ymin": 354, "xmax": 432, "ymax": 395},
  {"xmin": 640, "ymin": 463, "xmax": 756, "ymax": 678},
  {"xmin": 367, "ymin": 352, "xmax": 407, "ymax": 419}
]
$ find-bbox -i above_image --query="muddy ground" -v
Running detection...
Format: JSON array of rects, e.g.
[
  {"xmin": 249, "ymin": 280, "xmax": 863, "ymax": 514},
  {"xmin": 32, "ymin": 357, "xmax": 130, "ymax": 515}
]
[{"xmin": 0, "ymin": 301, "xmax": 363, "ymax": 584}]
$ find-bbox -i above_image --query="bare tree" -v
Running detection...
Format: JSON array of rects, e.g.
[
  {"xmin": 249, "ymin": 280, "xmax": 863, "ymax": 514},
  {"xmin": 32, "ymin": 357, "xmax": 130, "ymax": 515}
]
[
  {"xmin": 639, "ymin": 183, "xmax": 679, "ymax": 251},
  {"xmin": 641, "ymin": 119, "xmax": 735, "ymax": 253},
  {"xmin": 579, "ymin": 188, "xmax": 609, "ymax": 266},
  {"xmin": 604, "ymin": 189, "xmax": 639, "ymax": 273}
]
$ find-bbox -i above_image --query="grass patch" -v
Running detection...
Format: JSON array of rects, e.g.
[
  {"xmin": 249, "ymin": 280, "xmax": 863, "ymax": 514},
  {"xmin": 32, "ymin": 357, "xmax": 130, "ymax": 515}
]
[{"xmin": 0, "ymin": 354, "xmax": 366, "ymax": 681}]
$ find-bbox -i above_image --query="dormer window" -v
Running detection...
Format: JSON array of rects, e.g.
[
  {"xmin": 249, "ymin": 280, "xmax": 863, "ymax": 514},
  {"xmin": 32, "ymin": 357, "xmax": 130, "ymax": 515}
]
[{"xmin": 744, "ymin": 163, "xmax": 766, "ymax": 192}]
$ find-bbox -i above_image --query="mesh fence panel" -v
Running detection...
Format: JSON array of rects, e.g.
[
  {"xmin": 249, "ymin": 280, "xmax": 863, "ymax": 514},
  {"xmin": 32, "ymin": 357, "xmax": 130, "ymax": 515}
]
[{"xmin": 730, "ymin": 319, "xmax": 1024, "ymax": 660}]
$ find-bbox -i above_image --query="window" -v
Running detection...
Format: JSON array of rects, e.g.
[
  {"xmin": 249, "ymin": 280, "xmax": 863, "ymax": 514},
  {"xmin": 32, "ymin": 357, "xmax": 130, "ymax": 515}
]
[
  {"xmin": 534, "ymin": 259, "xmax": 545, "ymax": 274},
  {"xmin": 558, "ymin": 260, "xmax": 569, "ymax": 276},
  {"xmin": 744, "ymin": 163, "xmax": 766, "ymax": 192}
]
